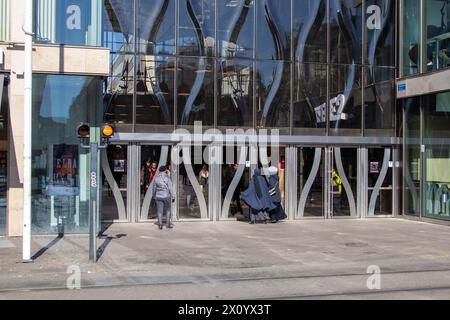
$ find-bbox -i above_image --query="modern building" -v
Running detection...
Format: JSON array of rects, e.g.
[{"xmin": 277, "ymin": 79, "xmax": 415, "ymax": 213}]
[{"xmin": 0, "ymin": 0, "xmax": 448, "ymax": 237}]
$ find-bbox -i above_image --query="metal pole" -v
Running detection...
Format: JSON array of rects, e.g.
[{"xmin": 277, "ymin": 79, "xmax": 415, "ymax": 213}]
[
  {"xmin": 89, "ymin": 143, "xmax": 99, "ymax": 262},
  {"xmin": 22, "ymin": 0, "xmax": 33, "ymax": 263}
]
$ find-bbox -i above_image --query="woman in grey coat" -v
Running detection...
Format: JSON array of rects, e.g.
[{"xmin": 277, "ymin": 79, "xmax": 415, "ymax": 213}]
[{"xmin": 152, "ymin": 166, "xmax": 176, "ymax": 230}]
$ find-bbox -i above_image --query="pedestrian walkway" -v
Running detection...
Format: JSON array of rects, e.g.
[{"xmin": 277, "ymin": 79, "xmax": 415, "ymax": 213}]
[{"xmin": 1, "ymin": 219, "xmax": 450, "ymax": 299}]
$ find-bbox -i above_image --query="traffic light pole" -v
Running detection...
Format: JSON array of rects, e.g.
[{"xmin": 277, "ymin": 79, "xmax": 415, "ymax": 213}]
[{"xmin": 81, "ymin": 141, "xmax": 108, "ymax": 263}]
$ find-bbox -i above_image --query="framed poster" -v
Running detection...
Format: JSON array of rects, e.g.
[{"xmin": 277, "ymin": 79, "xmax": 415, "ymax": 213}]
[
  {"xmin": 370, "ymin": 162, "xmax": 380, "ymax": 174},
  {"xmin": 47, "ymin": 144, "xmax": 80, "ymax": 196},
  {"xmin": 114, "ymin": 159, "xmax": 127, "ymax": 173}
]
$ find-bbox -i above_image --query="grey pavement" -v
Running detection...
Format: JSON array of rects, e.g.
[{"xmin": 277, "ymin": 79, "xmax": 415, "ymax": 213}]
[{"xmin": 1, "ymin": 218, "xmax": 450, "ymax": 299}]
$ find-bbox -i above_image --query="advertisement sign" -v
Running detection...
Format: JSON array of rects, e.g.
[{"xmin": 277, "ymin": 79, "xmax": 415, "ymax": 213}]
[
  {"xmin": 114, "ymin": 159, "xmax": 127, "ymax": 173},
  {"xmin": 47, "ymin": 144, "xmax": 79, "ymax": 196}
]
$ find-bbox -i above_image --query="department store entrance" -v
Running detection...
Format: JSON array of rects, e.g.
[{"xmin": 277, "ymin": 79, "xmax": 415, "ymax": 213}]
[{"xmin": 101, "ymin": 143, "xmax": 397, "ymax": 224}]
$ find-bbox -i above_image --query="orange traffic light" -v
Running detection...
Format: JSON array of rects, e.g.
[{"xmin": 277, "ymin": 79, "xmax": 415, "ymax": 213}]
[{"xmin": 102, "ymin": 124, "xmax": 115, "ymax": 138}]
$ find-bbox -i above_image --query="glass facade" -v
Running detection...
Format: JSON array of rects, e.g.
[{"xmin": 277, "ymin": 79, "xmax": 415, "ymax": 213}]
[
  {"xmin": 101, "ymin": 0, "xmax": 397, "ymax": 135},
  {"xmin": 401, "ymin": 0, "xmax": 450, "ymax": 76},
  {"xmin": 402, "ymin": 91, "xmax": 450, "ymax": 221},
  {"xmin": 31, "ymin": 74, "xmax": 102, "ymax": 234}
]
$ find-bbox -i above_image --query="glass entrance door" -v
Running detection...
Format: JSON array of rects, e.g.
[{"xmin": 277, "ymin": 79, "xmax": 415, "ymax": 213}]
[
  {"xmin": 368, "ymin": 148, "xmax": 394, "ymax": 216},
  {"xmin": 330, "ymin": 147, "xmax": 359, "ymax": 218},
  {"xmin": 296, "ymin": 147, "xmax": 325, "ymax": 218}
]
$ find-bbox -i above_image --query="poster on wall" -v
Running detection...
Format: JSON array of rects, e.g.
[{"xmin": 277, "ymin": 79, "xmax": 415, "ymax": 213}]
[
  {"xmin": 370, "ymin": 162, "xmax": 380, "ymax": 174},
  {"xmin": 114, "ymin": 159, "xmax": 126, "ymax": 173},
  {"xmin": 47, "ymin": 144, "xmax": 80, "ymax": 196}
]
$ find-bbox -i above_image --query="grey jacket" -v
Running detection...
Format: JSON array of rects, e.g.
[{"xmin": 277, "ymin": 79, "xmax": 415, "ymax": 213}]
[{"xmin": 152, "ymin": 172, "xmax": 176, "ymax": 200}]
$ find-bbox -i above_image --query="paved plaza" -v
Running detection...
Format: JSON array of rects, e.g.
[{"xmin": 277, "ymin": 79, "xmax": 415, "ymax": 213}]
[{"xmin": 1, "ymin": 218, "xmax": 450, "ymax": 299}]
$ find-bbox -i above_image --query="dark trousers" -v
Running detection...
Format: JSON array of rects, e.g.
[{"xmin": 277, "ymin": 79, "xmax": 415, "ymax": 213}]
[{"xmin": 156, "ymin": 197, "xmax": 173, "ymax": 226}]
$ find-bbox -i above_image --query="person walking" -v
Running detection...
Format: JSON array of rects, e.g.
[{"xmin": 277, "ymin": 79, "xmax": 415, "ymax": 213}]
[
  {"xmin": 240, "ymin": 168, "xmax": 276, "ymax": 224},
  {"xmin": 152, "ymin": 166, "xmax": 176, "ymax": 230},
  {"xmin": 267, "ymin": 166, "xmax": 287, "ymax": 223}
]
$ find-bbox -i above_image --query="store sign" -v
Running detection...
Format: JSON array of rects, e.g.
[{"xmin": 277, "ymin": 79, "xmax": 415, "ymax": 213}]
[
  {"xmin": 398, "ymin": 83, "xmax": 407, "ymax": 93},
  {"xmin": 315, "ymin": 94, "xmax": 347, "ymax": 124}
]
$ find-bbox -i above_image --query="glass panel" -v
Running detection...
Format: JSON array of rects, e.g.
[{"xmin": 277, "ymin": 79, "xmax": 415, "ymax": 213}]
[
  {"xmin": 364, "ymin": 67, "xmax": 396, "ymax": 132},
  {"xmin": 102, "ymin": 144, "xmax": 128, "ymax": 223},
  {"xmin": 364, "ymin": 0, "xmax": 396, "ymax": 67},
  {"xmin": 139, "ymin": 145, "xmax": 172, "ymax": 221},
  {"xmin": 0, "ymin": 82, "xmax": 7, "ymax": 235},
  {"xmin": 177, "ymin": 57, "xmax": 214, "ymax": 126},
  {"xmin": 217, "ymin": 0, "xmax": 254, "ymax": 59},
  {"xmin": 256, "ymin": 0, "xmax": 291, "ymax": 60},
  {"xmin": 329, "ymin": 0, "xmax": 363, "ymax": 65},
  {"xmin": 221, "ymin": 147, "xmax": 251, "ymax": 219},
  {"xmin": 217, "ymin": 58, "xmax": 254, "ymax": 127},
  {"xmin": 137, "ymin": 0, "xmax": 176, "ymax": 56},
  {"xmin": 178, "ymin": 146, "xmax": 209, "ymax": 219},
  {"xmin": 135, "ymin": 55, "xmax": 175, "ymax": 125},
  {"xmin": 425, "ymin": 0, "xmax": 450, "ymax": 72},
  {"xmin": 31, "ymin": 75, "xmax": 102, "ymax": 234},
  {"xmin": 401, "ymin": 0, "xmax": 421, "ymax": 76},
  {"xmin": 404, "ymin": 97, "xmax": 421, "ymax": 216},
  {"xmin": 332, "ymin": 148, "xmax": 358, "ymax": 217},
  {"xmin": 255, "ymin": 60, "xmax": 290, "ymax": 129},
  {"xmin": 293, "ymin": 0, "xmax": 327, "ymax": 63},
  {"xmin": 297, "ymin": 147, "xmax": 324, "ymax": 218},
  {"xmin": 423, "ymin": 92, "xmax": 450, "ymax": 220},
  {"xmin": 178, "ymin": 0, "xmax": 215, "ymax": 56},
  {"xmin": 293, "ymin": 63, "xmax": 327, "ymax": 130},
  {"xmin": 103, "ymin": 0, "xmax": 134, "ymax": 53},
  {"xmin": 34, "ymin": 0, "xmax": 103, "ymax": 46},
  {"xmin": 329, "ymin": 64, "xmax": 363, "ymax": 133},
  {"xmin": 368, "ymin": 148, "xmax": 393, "ymax": 216}
]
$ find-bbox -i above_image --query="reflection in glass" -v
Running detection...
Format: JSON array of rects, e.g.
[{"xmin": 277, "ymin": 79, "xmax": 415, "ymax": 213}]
[
  {"xmin": 178, "ymin": 0, "xmax": 215, "ymax": 56},
  {"xmin": 332, "ymin": 148, "xmax": 358, "ymax": 217},
  {"xmin": 103, "ymin": 0, "xmax": 134, "ymax": 52},
  {"xmin": 297, "ymin": 147, "xmax": 324, "ymax": 218},
  {"xmin": 137, "ymin": 0, "xmax": 176, "ymax": 55},
  {"xmin": 364, "ymin": 67, "xmax": 395, "ymax": 131},
  {"xmin": 368, "ymin": 148, "xmax": 393, "ymax": 216},
  {"xmin": 178, "ymin": 147, "xmax": 209, "ymax": 219},
  {"xmin": 177, "ymin": 57, "xmax": 214, "ymax": 126},
  {"xmin": 217, "ymin": 59, "xmax": 254, "ymax": 127},
  {"xmin": 256, "ymin": 0, "xmax": 291, "ymax": 60},
  {"xmin": 135, "ymin": 55, "xmax": 175, "ymax": 125},
  {"xmin": 401, "ymin": 0, "xmax": 421, "ymax": 76},
  {"xmin": 217, "ymin": 0, "xmax": 254, "ymax": 59},
  {"xmin": 293, "ymin": 63, "xmax": 327, "ymax": 129},
  {"xmin": 31, "ymin": 75, "xmax": 102, "ymax": 234},
  {"xmin": 102, "ymin": 145, "xmax": 128, "ymax": 223},
  {"xmin": 293, "ymin": 0, "xmax": 327, "ymax": 63},
  {"xmin": 329, "ymin": 64, "xmax": 363, "ymax": 132},
  {"xmin": 256, "ymin": 60, "xmax": 290, "ymax": 128},
  {"xmin": 423, "ymin": 92, "xmax": 450, "ymax": 220},
  {"xmin": 364, "ymin": 0, "xmax": 395, "ymax": 67},
  {"xmin": 404, "ymin": 97, "xmax": 421, "ymax": 216},
  {"xmin": 329, "ymin": 0, "xmax": 363, "ymax": 65},
  {"xmin": 425, "ymin": 0, "xmax": 450, "ymax": 72}
]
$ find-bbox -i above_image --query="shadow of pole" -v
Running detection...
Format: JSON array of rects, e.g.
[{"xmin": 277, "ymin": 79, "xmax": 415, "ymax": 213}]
[{"xmin": 31, "ymin": 234, "xmax": 64, "ymax": 261}]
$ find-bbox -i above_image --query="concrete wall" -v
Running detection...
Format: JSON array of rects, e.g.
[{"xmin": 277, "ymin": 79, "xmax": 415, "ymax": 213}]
[{"xmin": 0, "ymin": 0, "xmax": 109, "ymax": 236}]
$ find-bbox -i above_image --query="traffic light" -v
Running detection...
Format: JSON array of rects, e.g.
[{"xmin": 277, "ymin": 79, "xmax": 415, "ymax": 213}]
[
  {"xmin": 77, "ymin": 123, "xmax": 91, "ymax": 138},
  {"xmin": 101, "ymin": 124, "xmax": 115, "ymax": 139}
]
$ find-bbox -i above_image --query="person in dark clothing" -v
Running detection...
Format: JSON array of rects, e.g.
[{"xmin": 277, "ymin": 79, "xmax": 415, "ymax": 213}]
[
  {"xmin": 240, "ymin": 168, "xmax": 276, "ymax": 224},
  {"xmin": 267, "ymin": 166, "xmax": 287, "ymax": 223}
]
